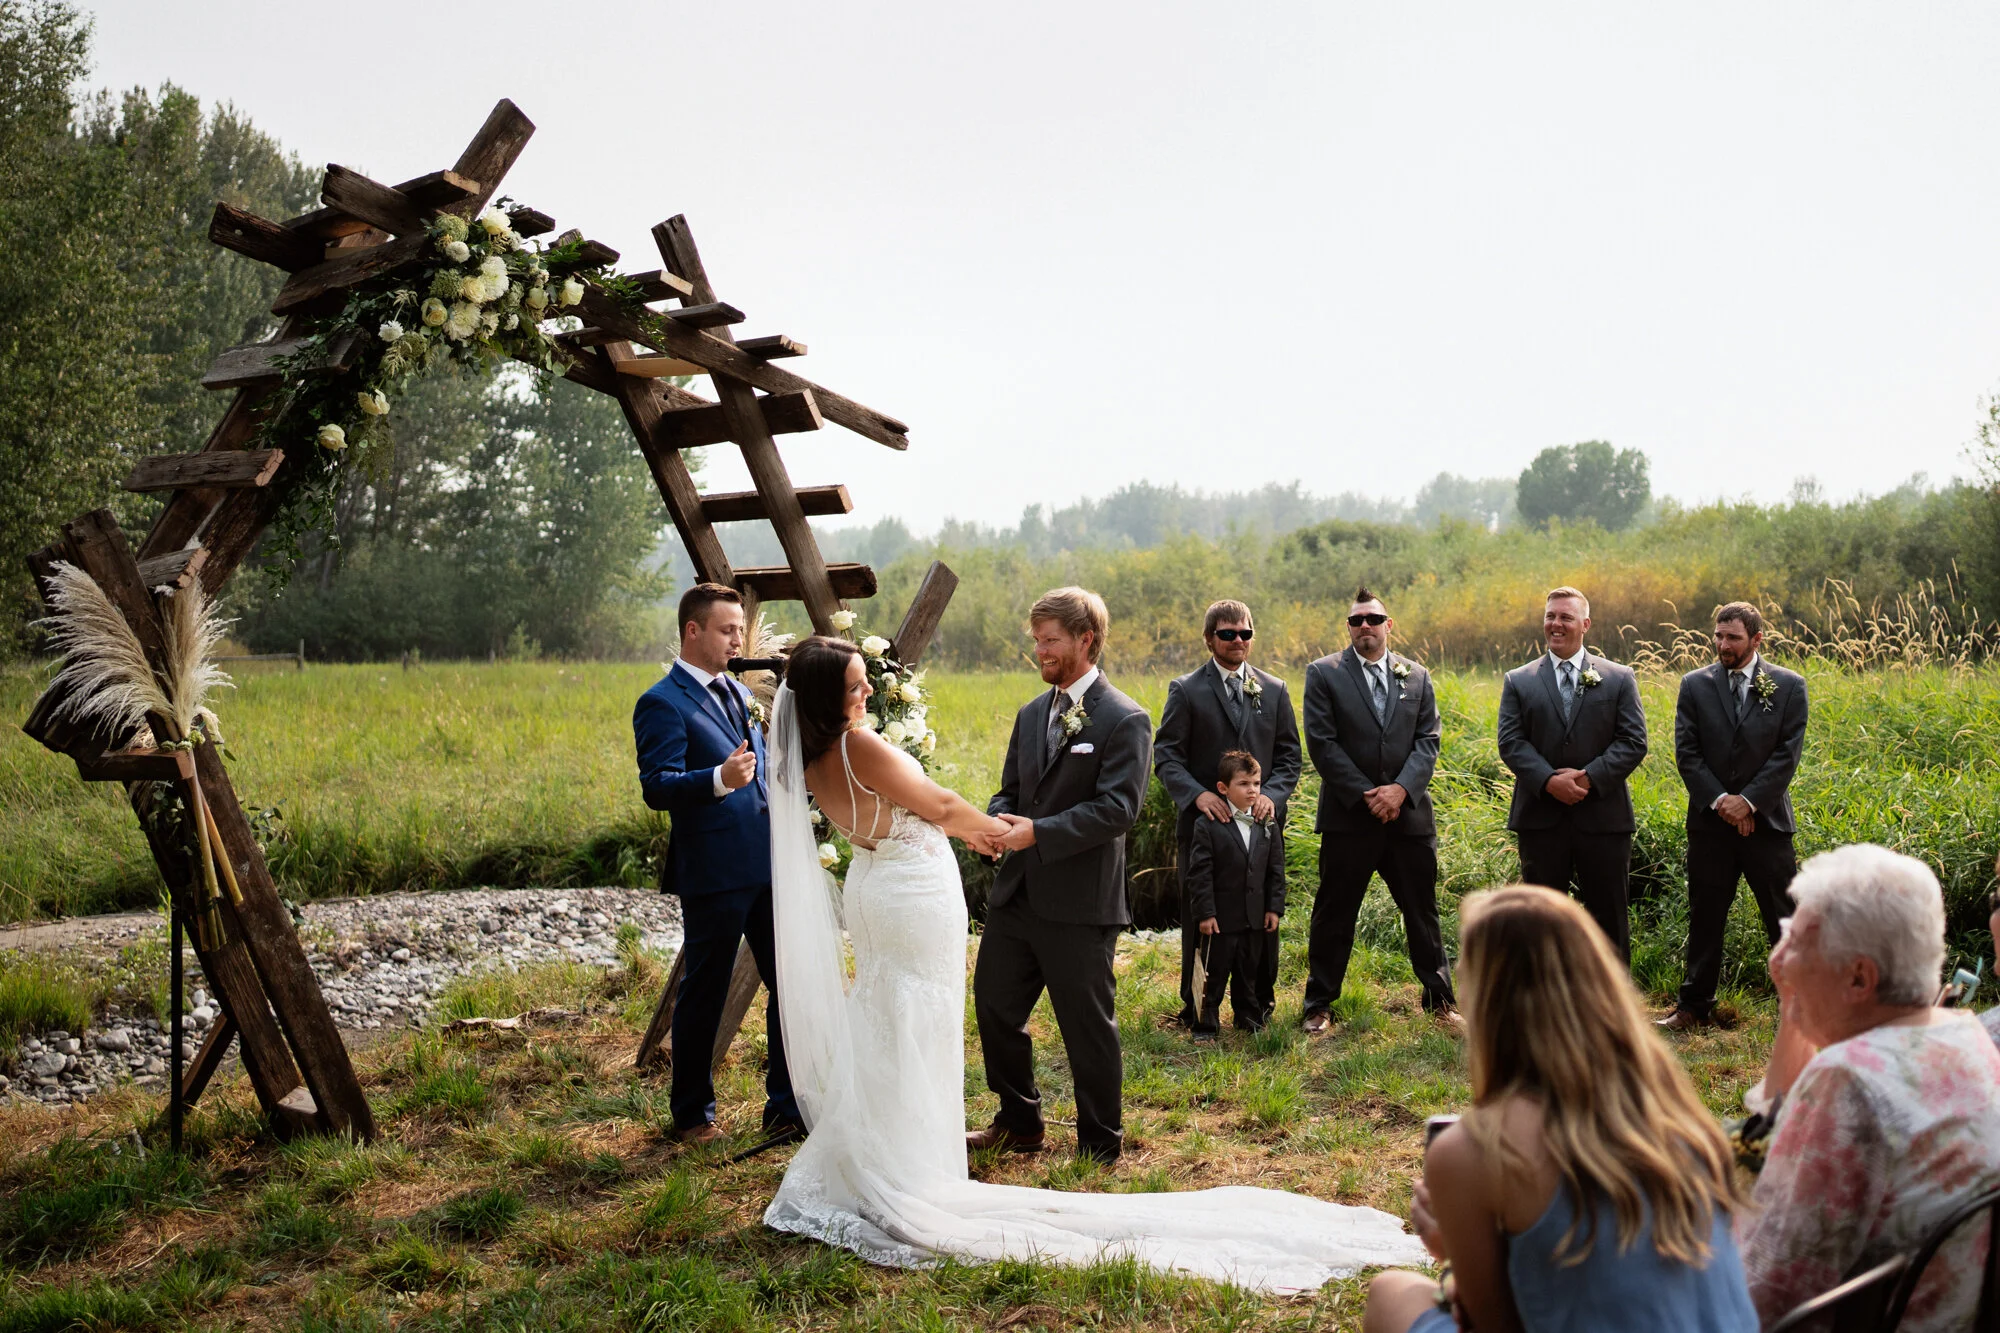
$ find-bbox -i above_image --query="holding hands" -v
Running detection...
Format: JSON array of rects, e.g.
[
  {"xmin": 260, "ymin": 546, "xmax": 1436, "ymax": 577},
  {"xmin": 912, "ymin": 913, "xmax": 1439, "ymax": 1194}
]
[{"xmin": 963, "ymin": 813, "xmax": 1035, "ymax": 857}]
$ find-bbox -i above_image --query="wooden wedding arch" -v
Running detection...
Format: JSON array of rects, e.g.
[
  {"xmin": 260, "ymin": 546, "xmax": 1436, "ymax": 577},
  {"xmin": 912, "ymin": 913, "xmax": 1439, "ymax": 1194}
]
[{"xmin": 21, "ymin": 99, "xmax": 957, "ymax": 1140}]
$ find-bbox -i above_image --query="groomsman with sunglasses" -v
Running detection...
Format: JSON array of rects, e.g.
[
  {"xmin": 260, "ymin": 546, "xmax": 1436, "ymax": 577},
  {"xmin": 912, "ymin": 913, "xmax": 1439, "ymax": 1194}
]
[
  {"xmin": 1154, "ymin": 600, "xmax": 1302, "ymax": 1028},
  {"xmin": 1299, "ymin": 588, "xmax": 1457, "ymax": 1031}
]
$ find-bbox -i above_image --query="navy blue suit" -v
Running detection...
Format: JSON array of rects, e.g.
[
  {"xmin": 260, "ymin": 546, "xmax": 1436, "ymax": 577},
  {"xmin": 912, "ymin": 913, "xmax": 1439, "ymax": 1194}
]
[{"xmin": 634, "ymin": 662, "xmax": 798, "ymax": 1131}]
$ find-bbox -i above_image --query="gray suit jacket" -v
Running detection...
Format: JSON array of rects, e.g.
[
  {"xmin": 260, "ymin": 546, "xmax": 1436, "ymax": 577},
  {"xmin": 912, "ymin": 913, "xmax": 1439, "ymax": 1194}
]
[
  {"xmin": 989, "ymin": 673, "xmax": 1154, "ymax": 926},
  {"xmin": 1303, "ymin": 648, "xmax": 1442, "ymax": 838},
  {"xmin": 1153, "ymin": 660, "xmax": 1302, "ymax": 852},
  {"xmin": 1674, "ymin": 659, "xmax": 1807, "ymax": 835},
  {"xmin": 1497, "ymin": 652, "xmax": 1649, "ymax": 834}
]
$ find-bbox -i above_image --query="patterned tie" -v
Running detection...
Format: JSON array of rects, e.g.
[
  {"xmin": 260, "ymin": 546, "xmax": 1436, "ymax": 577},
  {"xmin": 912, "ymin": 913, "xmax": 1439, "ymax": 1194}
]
[
  {"xmin": 1369, "ymin": 662, "xmax": 1389, "ymax": 725},
  {"xmin": 1046, "ymin": 687, "xmax": 1068, "ymax": 757},
  {"xmin": 1224, "ymin": 672, "xmax": 1244, "ymax": 723},
  {"xmin": 710, "ymin": 679, "xmax": 745, "ymax": 741},
  {"xmin": 1734, "ymin": 670, "xmax": 1750, "ymax": 720},
  {"xmin": 1559, "ymin": 660, "xmax": 1577, "ymax": 721}
]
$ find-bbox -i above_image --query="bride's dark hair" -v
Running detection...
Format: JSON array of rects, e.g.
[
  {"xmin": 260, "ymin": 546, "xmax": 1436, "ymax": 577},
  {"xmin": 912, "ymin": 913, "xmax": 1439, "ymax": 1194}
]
[{"xmin": 788, "ymin": 636, "xmax": 863, "ymax": 766}]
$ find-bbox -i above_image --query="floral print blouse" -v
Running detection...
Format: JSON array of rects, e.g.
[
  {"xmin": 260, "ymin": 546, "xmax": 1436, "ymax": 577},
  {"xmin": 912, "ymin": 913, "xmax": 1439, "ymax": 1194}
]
[{"xmin": 1736, "ymin": 1012, "xmax": 2000, "ymax": 1332}]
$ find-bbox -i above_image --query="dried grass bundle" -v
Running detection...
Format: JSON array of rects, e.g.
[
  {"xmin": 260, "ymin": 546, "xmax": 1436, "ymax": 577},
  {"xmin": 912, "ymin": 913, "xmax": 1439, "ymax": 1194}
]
[
  {"xmin": 36, "ymin": 562, "xmax": 172, "ymax": 743},
  {"xmin": 742, "ymin": 614, "xmax": 795, "ymax": 719},
  {"xmin": 35, "ymin": 563, "xmax": 233, "ymax": 745}
]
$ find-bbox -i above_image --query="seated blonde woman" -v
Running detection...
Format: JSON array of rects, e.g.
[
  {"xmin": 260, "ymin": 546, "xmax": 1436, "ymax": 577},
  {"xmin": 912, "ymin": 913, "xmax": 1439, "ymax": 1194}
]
[
  {"xmin": 1364, "ymin": 886, "xmax": 1756, "ymax": 1333},
  {"xmin": 1738, "ymin": 844, "xmax": 2000, "ymax": 1332}
]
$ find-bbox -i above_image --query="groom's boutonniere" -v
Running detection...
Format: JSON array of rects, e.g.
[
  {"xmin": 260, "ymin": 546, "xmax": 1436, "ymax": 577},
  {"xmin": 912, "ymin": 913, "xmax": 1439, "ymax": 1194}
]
[
  {"xmin": 1752, "ymin": 672, "xmax": 1778, "ymax": 710},
  {"xmin": 1578, "ymin": 666, "xmax": 1603, "ymax": 690},
  {"xmin": 1242, "ymin": 673, "xmax": 1264, "ymax": 712},
  {"xmin": 1060, "ymin": 698, "xmax": 1091, "ymax": 739}
]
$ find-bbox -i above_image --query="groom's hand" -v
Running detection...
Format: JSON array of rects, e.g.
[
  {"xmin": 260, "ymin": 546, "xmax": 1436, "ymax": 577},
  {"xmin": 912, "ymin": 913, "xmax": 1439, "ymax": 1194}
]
[
  {"xmin": 994, "ymin": 813, "xmax": 1037, "ymax": 852},
  {"xmin": 718, "ymin": 741, "xmax": 756, "ymax": 791}
]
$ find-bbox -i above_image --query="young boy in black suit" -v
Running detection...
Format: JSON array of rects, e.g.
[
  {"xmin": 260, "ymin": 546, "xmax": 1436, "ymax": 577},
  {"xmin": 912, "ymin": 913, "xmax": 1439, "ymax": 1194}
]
[{"xmin": 1186, "ymin": 751, "xmax": 1287, "ymax": 1038}]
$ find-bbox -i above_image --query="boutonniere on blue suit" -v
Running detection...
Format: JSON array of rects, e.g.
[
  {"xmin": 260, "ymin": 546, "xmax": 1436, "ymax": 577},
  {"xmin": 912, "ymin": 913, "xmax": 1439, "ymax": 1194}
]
[
  {"xmin": 1752, "ymin": 673, "xmax": 1777, "ymax": 710},
  {"xmin": 1242, "ymin": 674, "xmax": 1264, "ymax": 712},
  {"xmin": 745, "ymin": 695, "xmax": 768, "ymax": 729}
]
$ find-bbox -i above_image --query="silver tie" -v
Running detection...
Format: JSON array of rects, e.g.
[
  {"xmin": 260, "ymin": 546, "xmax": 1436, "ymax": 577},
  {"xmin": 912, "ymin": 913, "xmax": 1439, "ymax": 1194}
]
[
  {"xmin": 1370, "ymin": 664, "xmax": 1389, "ymax": 724},
  {"xmin": 1734, "ymin": 671, "xmax": 1749, "ymax": 719},
  {"xmin": 1559, "ymin": 660, "xmax": 1576, "ymax": 720},
  {"xmin": 1046, "ymin": 688, "xmax": 1067, "ymax": 756}
]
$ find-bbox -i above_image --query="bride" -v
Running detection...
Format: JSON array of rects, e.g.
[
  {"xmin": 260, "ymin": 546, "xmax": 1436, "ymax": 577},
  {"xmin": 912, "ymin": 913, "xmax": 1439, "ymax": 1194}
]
[{"xmin": 760, "ymin": 635, "xmax": 1429, "ymax": 1293}]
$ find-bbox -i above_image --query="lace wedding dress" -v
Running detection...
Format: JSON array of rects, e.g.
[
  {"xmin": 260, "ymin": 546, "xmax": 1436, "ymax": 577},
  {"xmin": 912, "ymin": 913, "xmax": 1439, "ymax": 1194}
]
[{"xmin": 762, "ymin": 685, "xmax": 1429, "ymax": 1293}]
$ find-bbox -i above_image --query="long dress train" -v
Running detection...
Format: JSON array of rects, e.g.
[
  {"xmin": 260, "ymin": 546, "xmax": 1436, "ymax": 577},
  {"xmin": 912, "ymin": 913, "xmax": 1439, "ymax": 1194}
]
[{"xmin": 762, "ymin": 690, "xmax": 1429, "ymax": 1294}]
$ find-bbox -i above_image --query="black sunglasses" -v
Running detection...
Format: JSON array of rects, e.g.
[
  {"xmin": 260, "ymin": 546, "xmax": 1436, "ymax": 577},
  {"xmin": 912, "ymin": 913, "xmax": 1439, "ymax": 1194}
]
[
  {"xmin": 1347, "ymin": 613, "xmax": 1388, "ymax": 627},
  {"xmin": 1212, "ymin": 628, "xmax": 1254, "ymax": 642}
]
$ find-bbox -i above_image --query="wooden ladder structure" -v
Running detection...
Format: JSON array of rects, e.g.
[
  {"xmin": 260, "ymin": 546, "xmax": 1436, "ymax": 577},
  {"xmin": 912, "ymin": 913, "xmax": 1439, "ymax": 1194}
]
[{"xmin": 19, "ymin": 98, "xmax": 957, "ymax": 1137}]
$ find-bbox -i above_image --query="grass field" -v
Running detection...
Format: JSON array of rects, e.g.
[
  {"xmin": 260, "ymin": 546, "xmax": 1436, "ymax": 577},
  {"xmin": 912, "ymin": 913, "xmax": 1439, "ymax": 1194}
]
[{"xmin": 3, "ymin": 657, "xmax": 1995, "ymax": 1329}]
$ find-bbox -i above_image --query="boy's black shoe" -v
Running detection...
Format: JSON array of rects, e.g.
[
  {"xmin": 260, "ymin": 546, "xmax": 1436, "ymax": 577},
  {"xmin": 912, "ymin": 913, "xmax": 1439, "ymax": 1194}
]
[{"xmin": 1191, "ymin": 1029, "xmax": 1219, "ymax": 1043}]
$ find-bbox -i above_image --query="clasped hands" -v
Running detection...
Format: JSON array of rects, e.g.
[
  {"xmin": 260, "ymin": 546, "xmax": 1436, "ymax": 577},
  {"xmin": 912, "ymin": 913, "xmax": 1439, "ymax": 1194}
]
[
  {"xmin": 1543, "ymin": 768, "xmax": 1593, "ymax": 805},
  {"xmin": 965, "ymin": 812, "xmax": 1035, "ymax": 858},
  {"xmin": 1715, "ymin": 793, "xmax": 1756, "ymax": 837}
]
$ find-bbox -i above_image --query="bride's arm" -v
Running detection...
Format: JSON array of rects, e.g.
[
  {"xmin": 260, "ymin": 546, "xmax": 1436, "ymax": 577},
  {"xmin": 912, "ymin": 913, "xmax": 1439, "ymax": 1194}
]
[{"xmin": 842, "ymin": 728, "xmax": 1006, "ymax": 844}]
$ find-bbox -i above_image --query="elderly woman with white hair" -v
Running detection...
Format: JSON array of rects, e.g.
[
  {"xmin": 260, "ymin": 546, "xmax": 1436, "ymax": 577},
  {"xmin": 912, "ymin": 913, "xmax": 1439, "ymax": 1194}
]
[{"xmin": 1737, "ymin": 844, "xmax": 2000, "ymax": 1332}]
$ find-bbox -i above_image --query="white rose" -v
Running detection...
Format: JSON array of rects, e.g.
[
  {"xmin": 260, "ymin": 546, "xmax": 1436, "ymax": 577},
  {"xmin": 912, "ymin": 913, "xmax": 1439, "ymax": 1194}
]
[
  {"xmin": 420, "ymin": 298, "xmax": 448, "ymax": 327},
  {"xmin": 879, "ymin": 671, "xmax": 898, "ymax": 689},
  {"xmin": 504, "ymin": 313, "xmax": 519, "ymax": 330},
  {"xmin": 883, "ymin": 720, "xmax": 908, "ymax": 744},
  {"xmin": 906, "ymin": 706, "xmax": 927, "ymax": 729},
  {"xmin": 483, "ymin": 275, "xmax": 510, "ymax": 303},
  {"xmin": 316, "ymin": 423, "xmax": 346, "ymax": 450},
  {"xmin": 524, "ymin": 286, "xmax": 548, "ymax": 312},
  {"xmin": 377, "ymin": 320, "xmax": 403, "ymax": 342},
  {"xmin": 921, "ymin": 730, "xmax": 937, "ymax": 755},
  {"xmin": 559, "ymin": 277, "xmax": 584, "ymax": 306},
  {"xmin": 356, "ymin": 389, "xmax": 389, "ymax": 416},
  {"xmin": 478, "ymin": 208, "xmax": 513, "ymax": 237},
  {"xmin": 479, "ymin": 255, "xmax": 507, "ymax": 278},
  {"xmin": 443, "ymin": 239, "xmax": 471, "ymax": 263},
  {"xmin": 829, "ymin": 609, "xmax": 856, "ymax": 632},
  {"xmin": 817, "ymin": 843, "xmax": 840, "ymax": 870},
  {"xmin": 860, "ymin": 635, "xmax": 890, "ymax": 658},
  {"xmin": 862, "ymin": 712, "xmax": 881, "ymax": 732},
  {"xmin": 899, "ymin": 682, "xmax": 922, "ymax": 704}
]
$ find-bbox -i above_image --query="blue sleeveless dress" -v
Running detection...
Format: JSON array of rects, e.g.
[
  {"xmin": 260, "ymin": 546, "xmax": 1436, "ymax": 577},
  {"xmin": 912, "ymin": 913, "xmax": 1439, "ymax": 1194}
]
[{"xmin": 1408, "ymin": 1186, "xmax": 1757, "ymax": 1333}]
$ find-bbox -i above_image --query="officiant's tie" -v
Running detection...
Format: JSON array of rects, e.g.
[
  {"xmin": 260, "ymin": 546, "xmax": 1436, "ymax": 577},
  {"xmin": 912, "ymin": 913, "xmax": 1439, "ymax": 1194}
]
[
  {"xmin": 1559, "ymin": 660, "xmax": 1577, "ymax": 721},
  {"xmin": 1368, "ymin": 662, "xmax": 1389, "ymax": 725}
]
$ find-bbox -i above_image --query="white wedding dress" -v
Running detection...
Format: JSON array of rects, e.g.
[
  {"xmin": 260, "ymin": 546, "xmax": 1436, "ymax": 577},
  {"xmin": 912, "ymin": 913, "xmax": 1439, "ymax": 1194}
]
[{"xmin": 762, "ymin": 685, "xmax": 1429, "ymax": 1293}]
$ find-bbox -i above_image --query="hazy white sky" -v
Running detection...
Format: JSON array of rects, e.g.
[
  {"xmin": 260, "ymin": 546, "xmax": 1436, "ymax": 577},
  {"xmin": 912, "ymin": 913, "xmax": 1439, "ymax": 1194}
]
[{"xmin": 86, "ymin": 2, "xmax": 2000, "ymax": 533}]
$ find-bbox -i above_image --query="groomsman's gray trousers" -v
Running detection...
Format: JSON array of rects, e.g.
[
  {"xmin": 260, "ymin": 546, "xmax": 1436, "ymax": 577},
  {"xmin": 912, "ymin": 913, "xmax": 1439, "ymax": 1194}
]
[{"xmin": 973, "ymin": 895, "xmax": 1123, "ymax": 1158}]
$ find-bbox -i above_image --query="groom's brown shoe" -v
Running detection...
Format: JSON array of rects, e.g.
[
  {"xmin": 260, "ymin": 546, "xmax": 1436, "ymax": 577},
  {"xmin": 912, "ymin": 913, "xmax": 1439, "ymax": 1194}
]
[{"xmin": 966, "ymin": 1124, "xmax": 1044, "ymax": 1154}]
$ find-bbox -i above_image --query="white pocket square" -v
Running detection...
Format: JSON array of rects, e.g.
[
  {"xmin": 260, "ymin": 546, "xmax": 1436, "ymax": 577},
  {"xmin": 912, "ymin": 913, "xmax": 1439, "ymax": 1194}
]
[{"xmin": 1069, "ymin": 742, "xmax": 1095, "ymax": 754}]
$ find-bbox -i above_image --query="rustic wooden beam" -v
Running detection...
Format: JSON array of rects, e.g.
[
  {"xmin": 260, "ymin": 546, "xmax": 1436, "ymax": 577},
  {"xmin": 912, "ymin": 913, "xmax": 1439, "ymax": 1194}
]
[
  {"xmin": 653, "ymin": 216, "xmax": 847, "ymax": 633},
  {"xmin": 447, "ymin": 99, "xmax": 535, "ymax": 217},
  {"xmin": 317, "ymin": 164, "xmax": 476, "ymax": 237},
  {"xmin": 595, "ymin": 342, "xmax": 735, "ymax": 588},
  {"xmin": 507, "ymin": 205, "xmax": 554, "ymax": 237},
  {"xmin": 190, "ymin": 742, "xmax": 375, "ymax": 1140},
  {"xmin": 137, "ymin": 546, "xmax": 208, "ymax": 594},
  {"xmin": 628, "ymin": 269, "xmax": 695, "ymax": 302},
  {"xmin": 270, "ymin": 234, "xmax": 427, "ymax": 315},
  {"xmin": 654, "ymin": 390, "xmax": 823, "ymax": 452},
  {"xmin": 739, "ymin": 335, "xmax": 806, "ymax": 361},
  {"xmin": 577, "ymin": 285, "xmax": 907, "ymax": 450},
  {"xmin": 203, "ymin": 329, "xmax": 364, "ymax": 392},
  {"xmin": 189, "ymin": 484, "xmax": 291, "ymax": 599},
  {"xmin": 605, "ymin": 353, "xmax": 708, "ymax": 379},
  {"xmin": 130, "ymin": 782, "xmax": 305, "ymax": 1128},
  {"xmin": 74, "ymin": 748, "xmax": 195, "ymax": 784},
  {"xmin": 664, "ymin": 301, "xmax": 743, "ymax": 329},
  {"xmin": 700, "ymin": 484, "xmax": 850, "ymax": 525},
  {"xmin": 180, "ymin": 1011, "xmax": 238, "ymax": 1105},
  {"xmin": 209, "ymin": 202, "xmax": 323, "ymax": 271},
  {"xmin": 635, "ymin": 941, "xmax": 759, "ymax": 1072},
  {"xmin": 890, "ymin": 560, "xmax": 960, "ymax": 667},
  {"xmin": 735, "ymin": 562, "xmax": 876, "ymax": 603},
  {"xmin": 124, "ymin": 450, "xmax": 284, "ymax": 494}
]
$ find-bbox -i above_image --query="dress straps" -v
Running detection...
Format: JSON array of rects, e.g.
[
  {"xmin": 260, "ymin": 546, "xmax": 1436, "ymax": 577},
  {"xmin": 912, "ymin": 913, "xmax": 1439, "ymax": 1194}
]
[{"xmin": 835, "ymin": 730, "xmax": 887, "ymax": 845}]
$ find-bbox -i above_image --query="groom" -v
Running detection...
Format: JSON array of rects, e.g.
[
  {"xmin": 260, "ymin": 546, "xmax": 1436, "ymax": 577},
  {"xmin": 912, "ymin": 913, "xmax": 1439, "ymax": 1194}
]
[
  {"xmin": 975, "ymin": 587, "xmax": 1153, "ymax": 1166},
  {"xmin": 634, "ymin": 583, "xmax": 802, "ymax": 1145}
]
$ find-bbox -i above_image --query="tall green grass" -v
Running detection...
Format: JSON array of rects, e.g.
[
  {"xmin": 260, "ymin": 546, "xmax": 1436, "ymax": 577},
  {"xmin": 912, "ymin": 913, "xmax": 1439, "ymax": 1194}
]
[{"xmin": 5, "ymin": 661, "xmax": 1995, "ymax": 973}]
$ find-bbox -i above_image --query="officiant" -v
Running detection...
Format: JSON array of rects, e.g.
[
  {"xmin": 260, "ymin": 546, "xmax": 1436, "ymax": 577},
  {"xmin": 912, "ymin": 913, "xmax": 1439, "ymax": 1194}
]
[{"xmin": 1153, "ymin": 599, "xmax": 1301, "ymax": 1028}]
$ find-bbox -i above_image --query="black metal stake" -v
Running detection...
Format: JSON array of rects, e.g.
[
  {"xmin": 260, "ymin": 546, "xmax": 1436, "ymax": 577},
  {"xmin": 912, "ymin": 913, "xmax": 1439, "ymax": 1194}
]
[{"xmin": 169, "ymin": 904, "xmax": 183, "ymax": 1154}]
